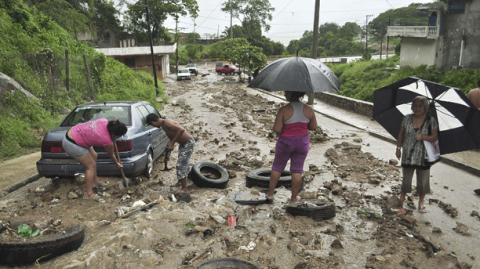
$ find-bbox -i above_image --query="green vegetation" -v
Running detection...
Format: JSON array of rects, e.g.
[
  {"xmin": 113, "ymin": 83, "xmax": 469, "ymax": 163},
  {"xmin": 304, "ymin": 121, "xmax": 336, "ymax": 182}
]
[
  {"xmin": 0, "ymin": 0, "xmax": 167, "ymax": 160},
  {"xmin": 208, "ymin": 38, "xmax": 267, "ymax": 69},
  {"xmin": 18, "ymin": 224, "xmax": 41, "ymax": 238},
  {"xmin": 333, "ymin": 56, "xmax": 480, "ymax": 102}
]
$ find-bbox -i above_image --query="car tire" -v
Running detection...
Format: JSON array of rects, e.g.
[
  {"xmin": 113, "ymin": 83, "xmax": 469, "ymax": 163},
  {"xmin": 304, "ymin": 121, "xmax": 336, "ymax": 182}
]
[
  {"xmin": 195, "ymin": 258, "xmax": 259, "ymax": 269},
  {"xmin": 0, "ymin": 225, "xmax": 85, "ymax": 266},
  {"xmin": 286, "ymin": 202, "xmax": 336, "ymax": 221},
  {"xmin": 230, "ymin": 71, "xmax": 234, "ymax": 75},
  {"xmin": 246, "ymin": 169, "xmax": 293, "ymax": 188},
  {"xmin": 143, "ymin": 150, "xmax": 154, "ymax": 179},
  {"xmin": 217, "ymin": 71, "xmax": 221, "ymax": 75},
  {"xmin": 189, "ymin": 162, "xmax": 229, "ymax": 189},
  {"xmin": 195, "ymin": 71, "xmax": 198, "ymax": 76}
]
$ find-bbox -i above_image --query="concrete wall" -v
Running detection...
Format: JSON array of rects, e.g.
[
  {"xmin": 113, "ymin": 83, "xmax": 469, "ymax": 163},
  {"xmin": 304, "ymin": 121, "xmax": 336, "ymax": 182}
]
[
  {"xmin": 314, "ymin": 92, "xmax": 373, "ymax": 117},
  {"xmin": 399, "ymin": 37, "xmax": 438, "ymax": 67},
  {"xmin": 442, "ymin": 0, "xmax": 480, "ymax": 69}
]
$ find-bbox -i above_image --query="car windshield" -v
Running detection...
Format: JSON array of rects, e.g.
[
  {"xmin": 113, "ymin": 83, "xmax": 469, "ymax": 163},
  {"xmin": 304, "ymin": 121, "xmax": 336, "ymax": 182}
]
[
  {"xmin": 186, "ymin": 64, "xmax": 196, "ymax": 68},
  {"xmin": 179, "ymin": 70, "xmax": 189, "ymax": 73},
  {"xmin": 60, "ymin": 106, "xmax": 131, "ymax": 127},
  {"xmin": 229, "ymin": 65, "xmax": 237, "ymax": 68}
]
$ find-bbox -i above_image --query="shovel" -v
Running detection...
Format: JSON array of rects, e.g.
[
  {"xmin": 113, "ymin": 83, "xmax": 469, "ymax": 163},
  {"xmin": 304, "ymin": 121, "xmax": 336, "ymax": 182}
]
[
  {"xmin": 114, "ymin": 141, "xmax": 131, "ymax": 188},
  {"xmin": 161, "ymin": 147, "xmax": 173, "ymax": 171}
]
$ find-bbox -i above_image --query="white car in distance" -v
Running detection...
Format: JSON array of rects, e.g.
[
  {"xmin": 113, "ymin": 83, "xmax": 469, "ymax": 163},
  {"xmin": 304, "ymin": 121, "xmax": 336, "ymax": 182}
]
[{"xmin": 177, "ymin": 69, "xmax": 191, "ymax": 81}]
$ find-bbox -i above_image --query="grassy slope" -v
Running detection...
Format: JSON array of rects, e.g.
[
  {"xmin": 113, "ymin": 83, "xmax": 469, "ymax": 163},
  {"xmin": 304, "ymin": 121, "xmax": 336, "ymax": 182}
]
[
  {"xmin": 0, "ymin": 2, "xmax": 167, "ymax": 160},
  {"xmin": 332, "ymin": 56, "xmax": 480, "ymax": 102}
]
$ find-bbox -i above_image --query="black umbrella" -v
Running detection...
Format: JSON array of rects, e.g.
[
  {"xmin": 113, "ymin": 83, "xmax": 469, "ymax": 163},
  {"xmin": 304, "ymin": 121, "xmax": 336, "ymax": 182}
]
[
  {"xmin": 373, "ymin": 77, "xmax": 480, "ymax": 155},
  {"xmin": 247, "ymin": 57, "xmax": 341, "ymax": 93}
]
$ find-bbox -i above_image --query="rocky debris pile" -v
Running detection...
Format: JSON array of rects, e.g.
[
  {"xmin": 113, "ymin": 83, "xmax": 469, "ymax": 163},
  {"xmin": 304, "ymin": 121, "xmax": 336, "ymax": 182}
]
[
  {"xmin": 429, "ymin": 198, "xmax": 459, "ymax": 218},
  {"xmin": 219, "ymin": 148, "xmax": 266, "ymax": 171}
]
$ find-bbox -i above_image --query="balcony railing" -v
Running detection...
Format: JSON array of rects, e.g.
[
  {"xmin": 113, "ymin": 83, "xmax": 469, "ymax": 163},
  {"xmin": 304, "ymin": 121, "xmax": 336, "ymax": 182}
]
[{"xmin": 387, "ymin": 26, "xmax": 439, "ymax": 39}]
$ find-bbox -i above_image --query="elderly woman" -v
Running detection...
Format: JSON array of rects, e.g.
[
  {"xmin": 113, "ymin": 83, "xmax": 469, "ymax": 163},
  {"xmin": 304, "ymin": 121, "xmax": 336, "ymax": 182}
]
[
  {"xmin": 62, "ymin": 118, "xmax": 127, "ymax": 200},
  {"xmin": 396, "ymin": 96, "xmax": 438, "ymax": 213},
  {"xmin": 266, "ymin": 91, "xmax": 318, "ymax": 204}
]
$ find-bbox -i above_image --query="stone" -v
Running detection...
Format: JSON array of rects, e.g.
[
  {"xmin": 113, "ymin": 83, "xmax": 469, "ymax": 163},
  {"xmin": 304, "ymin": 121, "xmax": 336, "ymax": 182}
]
[
  {"xmin": 228, "ymin": 170, "xmax": 237, "ymax": 178},
  {"xmin": 353, "ymin": 138, "xmax": 362, "ymax": 143},
  {"xmin": 267, "ymin": 237, "xmax": 277, "ymax": 246},
  {"xmin": 454, "ymin": 222, "xmax": 471, "ymax": 236},
  {"xmin": 331, "ymin": 239, "xmax": 344, "ymax": 249},
  {"xmin": 386, "ymin": 195, "xmax": 403, "ymax": 209},
  {"xmin": 155, "ymin": 97, "xmax": 164, "ymax": 103},
  {"xmin": 210, "ymin": 215, "xmax": 226, "ymax": 224},
  {"xmin": 52, "ymin": 219, "xmax": 62, "ymax": 226},
  {"xmin": 301, "ymin": 191, "xmax": 317, "ymax": 199},
  {"xmin": 432, "ymin": 227, "xmax": 442, "ymax": 233},
  {"xmin": 68, "ymin": 192, "xmax": 79, "ymax": 199},
  {"xmin": 177, "ymin": 193, "xmax": 191, "ymax": 203},
  {"xmin": 389, "ymin": 159, "xmax": 399, "ymax": 166}
]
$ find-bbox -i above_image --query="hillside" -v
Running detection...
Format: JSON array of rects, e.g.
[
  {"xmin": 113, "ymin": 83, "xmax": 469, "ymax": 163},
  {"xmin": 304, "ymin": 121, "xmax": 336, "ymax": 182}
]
[{"xmin": 0, "ymin": 0, "xmax": 167, "ymax": 160}]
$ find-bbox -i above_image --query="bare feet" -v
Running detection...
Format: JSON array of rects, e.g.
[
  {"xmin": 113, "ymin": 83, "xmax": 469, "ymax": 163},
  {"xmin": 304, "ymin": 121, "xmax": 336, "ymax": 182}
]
[{"xmin": 289, "ymin": 196, "xmax": 302, "ymax": 204}]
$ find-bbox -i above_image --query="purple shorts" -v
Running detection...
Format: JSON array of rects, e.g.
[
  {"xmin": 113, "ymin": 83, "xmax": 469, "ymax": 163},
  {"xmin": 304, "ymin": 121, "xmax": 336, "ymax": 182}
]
[{"xmin": 272, "ymin": 134, "xmax": 310, "ymax": 173}]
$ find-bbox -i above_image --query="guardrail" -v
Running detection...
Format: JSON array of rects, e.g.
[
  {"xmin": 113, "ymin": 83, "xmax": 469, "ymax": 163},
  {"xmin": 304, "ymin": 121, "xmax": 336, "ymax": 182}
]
[{"xmin": 387, "ymin": 26, "xmax": 439, "ymax": 39}]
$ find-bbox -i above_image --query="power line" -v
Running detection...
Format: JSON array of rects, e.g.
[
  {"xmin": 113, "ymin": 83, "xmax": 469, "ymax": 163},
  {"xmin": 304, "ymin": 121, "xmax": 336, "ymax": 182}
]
[
  {"xmin": 272, "ymin": 0, "xmax": 294, "ymax": 20},
  {"xmin": 385, "ymin": 0, "xmax": 394, "ymax": 9},
  {"xmin": 196, "ymin": 0, "xmax": 223, "ymax": 28}
]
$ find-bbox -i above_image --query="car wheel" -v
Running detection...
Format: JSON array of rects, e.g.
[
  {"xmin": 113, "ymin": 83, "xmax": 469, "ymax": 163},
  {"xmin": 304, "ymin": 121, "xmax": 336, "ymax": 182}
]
[
  {"xmin": 143, "ymin": 150, "xmax": 154, "ymax": 179},
  {"xmin": 0, "ymin": 225, "xmax": 85, "ymax": 266},
  {"xmin": 189, "ymin": 162, "xmax": 229, "ymax": 189},
  {"xmin": 245, "ymin": 169, "xmax": 302, "ymax": 188},
  {"xmin": 286, "ymin": 202, "xmax": 336, "ymax": 221},
  {"xmin": 230, "ymin": 71, "xmax": 234, "ymax": 75},
  {"xmin": 195, "ymin": 71, "xmax": 198, "ymax": 76},
  {"xmin": 217, "ymin": 71, "xmax": 221, "ymax": 75}
]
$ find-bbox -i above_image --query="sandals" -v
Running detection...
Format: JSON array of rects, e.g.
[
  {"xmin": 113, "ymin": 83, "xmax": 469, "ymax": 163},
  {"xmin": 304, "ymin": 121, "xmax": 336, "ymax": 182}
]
[
  {"xmin": 93, "ymin": 181, "xmax": 109, "ymax": 189},
  {"xmin": 265, "ymin": 193, "xmax": 274, "ymax": 204},
  {"xmin": 83, "ymin": 194, "xmax": 100, "ymax": 200},
  {"xmin": 418, "ymin": 206, "xmax": 428, "ymax": 213}
]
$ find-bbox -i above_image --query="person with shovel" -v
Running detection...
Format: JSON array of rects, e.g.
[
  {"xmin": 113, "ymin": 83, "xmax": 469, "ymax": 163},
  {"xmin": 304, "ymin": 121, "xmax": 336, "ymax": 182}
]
[
  {"xmin": 146, "ymin": 113, "xmax": 195, "ymax": 194},
  {"xmin": 62, "ymin": 119, "xmax": 127, "ymax": 200},
  {"xmin": 266, "ymin": 91, "xmax": 318, "ymax": 204}
]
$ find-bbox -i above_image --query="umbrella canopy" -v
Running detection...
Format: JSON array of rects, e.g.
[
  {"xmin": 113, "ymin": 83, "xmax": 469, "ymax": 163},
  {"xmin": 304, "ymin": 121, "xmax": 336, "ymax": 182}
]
[
  {"xmin": 373, "ymin": 77, "xmax": 480, "ymax": 155},
  {"xmin": 247, "ymin": 57, "xmax": 341, "ymax": 93}
]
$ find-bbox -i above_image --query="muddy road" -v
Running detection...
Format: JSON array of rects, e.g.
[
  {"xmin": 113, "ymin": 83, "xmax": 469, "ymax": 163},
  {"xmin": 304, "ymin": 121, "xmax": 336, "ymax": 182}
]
[{"xmin": 0, "ymin": 63, "xmax": 478, "ymax": 269}]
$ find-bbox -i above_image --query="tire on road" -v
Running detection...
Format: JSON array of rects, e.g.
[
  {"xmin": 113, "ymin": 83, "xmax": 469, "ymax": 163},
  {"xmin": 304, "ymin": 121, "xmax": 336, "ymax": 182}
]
[
  {"xmin": 189, "ymin": 162, "xmax": 229, "ymax": 189},
  {"xmin": 143, "ymin": 150, "xmax": 154, "ymax": 179},
  {"xmin": 286, "ymin": 202, "xmax": 336, "ymax": 221},
  {"xmin": 195, "ymin": 258, "xmax": 259, "ymax": 269},
  {"xmin": 0, "ymin": 224, "xmax": 85, "ymax": 266},
  {"xmin": 246, "ymin": 169, "xmax": 294, "ymax": 188}
]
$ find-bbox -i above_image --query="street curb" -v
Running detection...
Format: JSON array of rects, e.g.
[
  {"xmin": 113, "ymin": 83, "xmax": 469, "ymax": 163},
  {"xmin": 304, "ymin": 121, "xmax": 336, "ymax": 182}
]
[
  {"xmin": 0, "ymin": 174, "xmax": 41, "ymax": 198},
  {"xmin": 251, "ymin": 88, "xmax": 480, "ymax": 177}
]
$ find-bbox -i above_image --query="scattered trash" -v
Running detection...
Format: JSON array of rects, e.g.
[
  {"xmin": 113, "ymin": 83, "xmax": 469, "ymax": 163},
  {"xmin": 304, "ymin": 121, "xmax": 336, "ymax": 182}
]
[
  {"xmin": 357, "ymin": 209, "xmax": 382, "ymax": 218},
  {"xmin": 227, "ymin": 213, "xmax": 236, "ymax": 230},
  {"xmin": 132, "ymin": 200, "xmax": 146, "ymax": 209},
  {"xmin": 120, "ymin": 195, "xmax": 131, "ymax": 203},
  {"xmin": 49, "ymin": 198, "xmax": 60, "ymax": 204},
  {"xmin": 100, "ymin": 220, "xmax": 111, "ymax": 225},
  {"xmin": 171, "ymin": 194, "xmax": 177, "ymax": 203},
  {"xmin": 238, "ymin": 242, "xmax": 256, "ymax": 252}
]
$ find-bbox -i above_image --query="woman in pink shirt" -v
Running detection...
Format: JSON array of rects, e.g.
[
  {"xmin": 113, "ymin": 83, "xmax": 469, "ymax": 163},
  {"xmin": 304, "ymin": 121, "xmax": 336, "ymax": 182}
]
[
  {"xmin": 62, "ymin": 118, "xmax": 127, "ymax": 199},
  {"xmin": 266, "ymin": 91, "xmax": 318, "ymax": 204}
]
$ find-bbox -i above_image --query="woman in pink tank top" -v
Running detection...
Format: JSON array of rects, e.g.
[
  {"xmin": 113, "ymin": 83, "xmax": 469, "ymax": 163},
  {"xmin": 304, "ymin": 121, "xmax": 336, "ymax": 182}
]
[{"xmin": 266, "ymin": 91, "xmax": 318, "ymax": 204}]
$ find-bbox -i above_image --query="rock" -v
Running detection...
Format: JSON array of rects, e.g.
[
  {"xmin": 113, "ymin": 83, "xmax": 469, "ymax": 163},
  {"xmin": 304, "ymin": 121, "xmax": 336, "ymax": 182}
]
[
  {"xmin": 432, "ymin": 227, "xmax": 442, "ymax": 233},
  {"xmin": 331, "ymin": 239, "xmax": 344, "ymax": 249},
  {"xmin": 353, "ymin": 138, "xmax": 362, "ymax": 143},
  {"xmin": 301, "ymin": 191, "xmax": 317, "ymax": 199},
  {"xmin": 389, "ymin": 159, "xmax": 399, "ymax": 166},
  {"xmin": 228, "ymin": 170, "xmax": 237, "ymax": 178},
  {"xmin": 331, "ymin": 185, "xmax": 343, "ymax": 195},
  {"xmin": 368, "ymin": 178, "xmax": 381, "ymax": 185},
  {"xmin": 0, "ymin": 72, "xmax": 39, "ymax": 102},
  {"xmin": 370, "ymin": 247, "xmax": 385, "ymax": 255},
  {"xmin": 298, "ymin": 236, "xmax": 309, "ymax": 245},
  {"xmin": 155, "ymin": 97, "xmax": 164, "ymax": 103},
  {"xmin": 294, "ymin": 246, "xmax": 303, "ymax": 254},
  {"xmin": 67, "ymin": 192, "xmax": 79, "ymax": 199},
  {"xmin": 52, "ymin": 219, "xmax": 62, "ymax": 226},
  {"xmin": 470, "ymin": 210, "xmax": 479, "ymax": 217},
  {"xmin": 34, "ymin": 217, "xmax": 53, "ymax": 229},
  {"xmin": 454, "ymin": 222, "xmax": 471, "ymax": 236},
  {"xmin": 386, "ymin": 195, "xmax": 403, "ymax": 209},
  {"xmin": 287, "ymin": 242, "xmax": 301, "ymax": 250},
  {"xmin": 210, "ymin": 215, "xmax": 226, "ymax": 224},
  {"xmin": 267, "ymin": 237, "xmax": 277, "ymax": 246},
  {"xmin": 375, "ymin": 256, "xmax": 385, "ymax": 261},
  {"xmin": 177, "ymin": 193, "xmax": 191, "ymax": 203}
]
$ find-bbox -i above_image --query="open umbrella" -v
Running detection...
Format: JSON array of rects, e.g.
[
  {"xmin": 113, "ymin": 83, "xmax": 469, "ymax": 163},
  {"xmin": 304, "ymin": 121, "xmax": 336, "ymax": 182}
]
[
  {"xmin": 247, "ymin": 57, "xmax": 341, "ymax": 93},
  {"xmin": 373, "ymin": 77, "xmax": 480, "ymax": 155}
]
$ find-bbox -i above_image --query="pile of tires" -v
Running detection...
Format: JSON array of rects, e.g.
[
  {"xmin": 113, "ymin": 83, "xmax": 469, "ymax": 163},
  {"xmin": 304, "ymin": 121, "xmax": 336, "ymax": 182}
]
[
  {"xmin": 246, "ymin": 169, "xmax": 300, "ymax": 188},
  {"xmin": 189, "ymin": 162, "xmax": 229, "ymax": 189},
  {"xmin": 195, "ymin": 258, "xmax": 259, "ymax": 269},
  {"xmin": 286, "ymin": 202, "xmax": 336, "ymax": 221},
  {"xmin": 0, "ymin": 224, "xmax": 85, "ymax": 266}
]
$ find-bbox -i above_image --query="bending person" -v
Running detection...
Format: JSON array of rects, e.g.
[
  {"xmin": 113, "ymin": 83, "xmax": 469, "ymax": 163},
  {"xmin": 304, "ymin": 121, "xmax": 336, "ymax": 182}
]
[
  {"xmin": 62, "ymin": 118, "xmax": 127, "ymax": 199},
  {"xmin": 396, "ymin": 96, "xmax": 438, "ymax": 213},
  {"xmin": 266, "ymin": 91, "xmax": 318, "ymax": 204},
  {"xmin": 146, "ymin": 113, "xmax": 195, "ymax": 194}
]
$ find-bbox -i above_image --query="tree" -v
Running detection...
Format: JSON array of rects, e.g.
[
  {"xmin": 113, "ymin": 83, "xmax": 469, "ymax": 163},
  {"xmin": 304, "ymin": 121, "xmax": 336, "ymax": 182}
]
[
  {"xmin": 185, "ymin": 43, "xmax": 203, "ymax": 59},
  {"xmin": 208, "ymin": 38, "xmax": 266, "ymax": 69},
  {"xmin": 208, "ymin": 38, "xmax": 250, "ymax": 59},
  {"xmin": 286, "ymin": 40, "xmax": 298, "ymax": 55},
  {"xmin": 185, "ymin": 32, "xmax": 200, "ymax": 44},
  {"xmin": 221, "ymin": 0, "xmax": 275, "ymax": 40},
  {"xmin": 123, "ymin": 0, "xmax": 199, "ymax": 43},
  {"xmin": 319, "ymin": 22, "xmax": 340, "ymax": 37},
  {"xmin": 297, "ymin": 30, "xmax": 313, "ymax": 52},
  {"xmin": 339, "ymin": 22, "xmax": 362, "ymax": 40},
  {"xmin": 221, "ymin": 25, "xmax": 245, "ymax": 39},
  {"xmin": 272, "ymin": 41, "xmax": 285, "ymax": 55}
]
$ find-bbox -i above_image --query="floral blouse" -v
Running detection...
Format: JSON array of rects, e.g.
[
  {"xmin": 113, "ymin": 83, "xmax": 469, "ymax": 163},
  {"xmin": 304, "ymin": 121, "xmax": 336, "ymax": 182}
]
[{"xmin": 400, "ymin": 114, "xmax": 438, "ymax": 169}]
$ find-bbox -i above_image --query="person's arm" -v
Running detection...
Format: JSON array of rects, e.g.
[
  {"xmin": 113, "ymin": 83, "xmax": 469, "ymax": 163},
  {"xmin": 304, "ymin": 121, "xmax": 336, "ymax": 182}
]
[
  {"xmin": 104, "ymin": 144, "xmax": 123, "ymax": 168},
  {"xmin": 306, "ymin": 106, "xmax": 318, "ymax": 130},
  {"xmin": 272, "ymin": 108, "xmax": 284, "ymax": 135},
  {"xmin": 416, "ymin": 128, "xmax": 438, "ymax": 142},
  {"xmin": 165, "ymin": 120, "xmax": 185, "ymax": 150},
  {"xmin": 396, "ymin": 126, "xmax": 405, "ymax": 160}
]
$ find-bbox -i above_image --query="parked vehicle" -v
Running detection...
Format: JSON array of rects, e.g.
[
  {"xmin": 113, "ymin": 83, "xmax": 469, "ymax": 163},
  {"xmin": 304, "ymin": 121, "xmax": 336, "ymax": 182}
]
[
  {"xmin": 177, "ymin": 69, "xmax": 191, "ymax": 80},
  {"xmin": 185, "ymin": 63, "xmax": 198, "ymax": 75},
  {"xmin": 37, "ymin": 101, "xmax": 169, "ymax": 179},
  {"xmin": 216, "ymin": 64, "xmax": 240, "ymax": 75}
]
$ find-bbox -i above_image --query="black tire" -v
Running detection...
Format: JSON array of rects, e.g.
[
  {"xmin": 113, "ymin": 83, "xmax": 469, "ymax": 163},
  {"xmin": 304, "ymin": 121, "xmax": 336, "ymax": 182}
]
[
  {"xmin": 195, "ymin": 71, "xmax": 198, "ymax": 76},
  {"xmin": 217, "ymin": 71, "xmax": 221, "ymax": 75},
  {"xmin": 0, "ymin": 225, "xmax": 85, "ymax": 266},
  {"xmin": 229, "ymin": 192, "xmax": 267, "ymax": 205},
  {"xmin": 286, "ymin": 202, "xmax": 336, "ymax": 221},
  {"xmin": 230, "ymin": 71, "xmax": 234, "ymax": 75},
  {"xmin": 246, "ymin": 169, "xmax": 293, "ymax": 188},
  {"xmin": 189, "ymin": 162, "xmax": 229, "ymax": 189},
  {"xmin": 195, "ymin": 258, "xmax": 259, "ymax": 269},
  {"xmin": 143, "ymin": 150, "xmax": 154, "ymax": 179}
]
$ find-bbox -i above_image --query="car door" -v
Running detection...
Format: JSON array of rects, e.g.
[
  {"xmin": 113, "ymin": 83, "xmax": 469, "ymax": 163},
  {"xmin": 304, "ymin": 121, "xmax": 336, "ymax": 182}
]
[
  {"xmin": 145, "ymin": 103, "xmax": 169, "ymax": 159},
  {"xmin": 135, "ymin": 105, "xmax": 154, "ymax": 157}
]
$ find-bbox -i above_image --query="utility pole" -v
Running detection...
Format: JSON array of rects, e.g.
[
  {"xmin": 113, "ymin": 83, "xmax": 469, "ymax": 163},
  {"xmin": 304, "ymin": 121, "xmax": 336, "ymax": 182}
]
[
  {"xmin": 145, "ymin": 0, "xmax": 159, "ymax": 95},
  {"xmin": 308, "ymin": 0, "xmax": 321, "ymax": 105},
  {"xmin": 365, "ymin": 14, "xmax": 373, "ymax": 58},
  {"xmin": 193, "ymin": 17, "xmax": 196, "ymax": 44},
  {"xmin": 386, "ymin": 18, "xmax": 390, "ymax": 59},
  {"xmin": 217, "ymin": 24, "xmax": 219, "ymax": 39},
  {"xmin": 175, "ymin": 15, "xmax": 179, "ymax": 72},
  {"xmin": 229, "ymin": 0, "xmax": 233, "ymax": 39}
]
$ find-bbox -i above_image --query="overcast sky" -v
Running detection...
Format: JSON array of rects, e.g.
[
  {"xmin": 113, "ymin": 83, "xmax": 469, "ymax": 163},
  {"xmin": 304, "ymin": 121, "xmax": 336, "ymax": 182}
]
[{"xmin": 120, "ymin": 0, "xmax": 435, "ymax": 45}]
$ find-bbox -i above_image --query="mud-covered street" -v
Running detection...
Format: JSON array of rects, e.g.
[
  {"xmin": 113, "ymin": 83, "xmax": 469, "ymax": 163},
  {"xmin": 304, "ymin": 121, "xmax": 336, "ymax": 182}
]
[{"xmin": 0, "ymin": 63, "xmax": 478, "ymax": 269}]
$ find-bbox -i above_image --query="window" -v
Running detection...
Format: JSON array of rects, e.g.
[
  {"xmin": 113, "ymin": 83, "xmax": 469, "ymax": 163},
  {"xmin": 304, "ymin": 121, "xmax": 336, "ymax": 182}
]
[
  {"xmin": 136, "ymin": 105, "xmax": 150, "ymax": 127},
  {"xmin": 61, "ymin": 106, "xmax": 131, "ymax": 126},
  {"xmin": 145, "ymin": 104, "xmax": 160, "ymax": 117},
  {"xmin": 124, "ymin": 57, "xmax": 135, "ymax": 67},
  {"xmin": 449, "ymin": 0, "xmax": 466, "ymax": 14}
]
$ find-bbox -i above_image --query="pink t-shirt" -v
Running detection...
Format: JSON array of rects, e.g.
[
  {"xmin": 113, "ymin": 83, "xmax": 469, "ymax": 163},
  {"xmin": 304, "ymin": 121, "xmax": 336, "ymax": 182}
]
[{"xmin": 71, "ymin": 118, "xmax": 113, "ymax": 148}]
